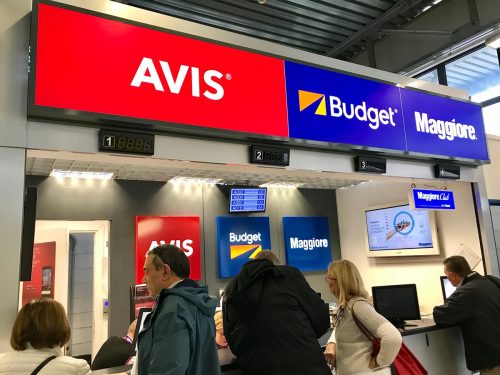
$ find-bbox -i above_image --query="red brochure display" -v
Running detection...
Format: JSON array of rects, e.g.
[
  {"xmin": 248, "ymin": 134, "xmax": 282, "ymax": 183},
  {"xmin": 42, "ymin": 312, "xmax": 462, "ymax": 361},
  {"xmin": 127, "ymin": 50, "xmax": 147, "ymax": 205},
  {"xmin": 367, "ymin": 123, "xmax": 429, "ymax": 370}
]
[{"xmin": 21, "ymin": 241, "xmax": 56, "ymax": 306}]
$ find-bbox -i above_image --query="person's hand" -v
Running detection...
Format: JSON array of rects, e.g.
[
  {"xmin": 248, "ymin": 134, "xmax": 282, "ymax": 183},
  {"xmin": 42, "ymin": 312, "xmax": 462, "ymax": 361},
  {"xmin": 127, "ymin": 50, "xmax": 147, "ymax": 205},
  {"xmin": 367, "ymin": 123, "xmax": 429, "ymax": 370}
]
[
  {"xmin": 369, "ymin": 356, "xmax": 378, "ymax": 369},
  {"xmin": 324, "ymin": 342, "xmax": 336, "ymax": 369}
]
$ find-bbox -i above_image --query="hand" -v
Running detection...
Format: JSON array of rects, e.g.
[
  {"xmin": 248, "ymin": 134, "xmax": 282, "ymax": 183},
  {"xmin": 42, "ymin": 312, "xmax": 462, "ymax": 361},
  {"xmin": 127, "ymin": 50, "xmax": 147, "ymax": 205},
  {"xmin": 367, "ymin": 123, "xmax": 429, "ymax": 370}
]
[
  {"xmin": 369, "ymin": 356, "xmax": 378, "ymax": 369},
  {"xmin": 324, "ymin": 342, "xmax": 336, "ymax": 369}
]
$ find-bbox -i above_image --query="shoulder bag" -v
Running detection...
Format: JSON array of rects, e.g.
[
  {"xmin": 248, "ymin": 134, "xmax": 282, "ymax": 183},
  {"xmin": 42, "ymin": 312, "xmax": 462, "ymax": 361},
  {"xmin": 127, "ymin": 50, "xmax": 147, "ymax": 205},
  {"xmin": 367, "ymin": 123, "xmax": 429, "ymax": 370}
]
[
  {"xmin": 352, "ymin": 304, "xmax": 428, "ymax": 375},
  {"xmin": 30, "ymin": 355, "xmax": 57, "ymax": 375}
]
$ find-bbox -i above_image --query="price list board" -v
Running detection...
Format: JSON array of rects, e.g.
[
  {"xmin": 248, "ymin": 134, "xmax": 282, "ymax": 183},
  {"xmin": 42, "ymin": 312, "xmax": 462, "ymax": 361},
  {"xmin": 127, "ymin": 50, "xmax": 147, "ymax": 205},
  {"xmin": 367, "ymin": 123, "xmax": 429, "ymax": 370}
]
[{"xmin": 229, "ymin": 188, "xmax": 267, "ymax": 213}]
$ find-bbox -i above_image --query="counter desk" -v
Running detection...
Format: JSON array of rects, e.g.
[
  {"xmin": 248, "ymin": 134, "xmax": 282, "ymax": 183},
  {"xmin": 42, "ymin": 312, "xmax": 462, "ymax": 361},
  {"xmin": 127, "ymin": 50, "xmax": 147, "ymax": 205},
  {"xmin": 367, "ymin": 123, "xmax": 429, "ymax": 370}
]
[
  {"xmin": 90, "ymin": 347, "xmax": 240, "ymax": 375},
  {"xmin": 91, "ymin": 318, "xmax": 468, "ymax": 375},
  {"xmin": 399, "ymin": 317, "xmax": 469, "ymax": 374}
]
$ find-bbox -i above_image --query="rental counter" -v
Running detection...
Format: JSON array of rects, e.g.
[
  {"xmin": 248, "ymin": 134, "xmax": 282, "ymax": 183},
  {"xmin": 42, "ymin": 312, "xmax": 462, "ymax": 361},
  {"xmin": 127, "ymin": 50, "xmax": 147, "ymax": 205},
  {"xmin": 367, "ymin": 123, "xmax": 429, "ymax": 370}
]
[{"xmin": 91, "ymin": 318, "xmax": 468, "ymax": 375}]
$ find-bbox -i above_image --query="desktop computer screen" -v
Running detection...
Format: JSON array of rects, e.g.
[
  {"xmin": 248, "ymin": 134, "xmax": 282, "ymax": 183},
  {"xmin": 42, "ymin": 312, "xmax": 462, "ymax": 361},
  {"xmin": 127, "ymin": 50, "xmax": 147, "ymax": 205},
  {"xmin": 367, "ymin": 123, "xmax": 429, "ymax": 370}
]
[{"xmin": 440, "ymin": 276, "xmax": 457, "ymax": 301}]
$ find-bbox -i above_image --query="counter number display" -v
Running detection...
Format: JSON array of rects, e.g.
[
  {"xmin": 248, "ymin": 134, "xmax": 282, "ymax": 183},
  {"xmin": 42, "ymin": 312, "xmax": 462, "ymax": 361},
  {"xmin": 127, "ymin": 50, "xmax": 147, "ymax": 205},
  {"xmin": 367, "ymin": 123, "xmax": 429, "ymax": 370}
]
[
  {"xmin": 99, "ymin": 130, "xmax": 155, "ymax": 155},
  {"xmin": 229, "ymin": 188, "xmax": 267, "ymax": 213}
]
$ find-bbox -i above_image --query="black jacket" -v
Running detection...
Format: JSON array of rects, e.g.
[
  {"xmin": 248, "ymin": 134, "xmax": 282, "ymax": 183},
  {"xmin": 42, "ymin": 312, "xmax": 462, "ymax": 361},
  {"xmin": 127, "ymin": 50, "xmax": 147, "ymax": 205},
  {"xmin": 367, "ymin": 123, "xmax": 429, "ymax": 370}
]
[
  {"xmin": 91, "ymin": 336, "xmax": 134, "ymax": 370},
  {"xmin": 223, "ymin": 259, "xmax": 331, "ymax": 375},
  {"xmin": 433, "ymin": 272, "xmax": 500, "ymax": 371}
]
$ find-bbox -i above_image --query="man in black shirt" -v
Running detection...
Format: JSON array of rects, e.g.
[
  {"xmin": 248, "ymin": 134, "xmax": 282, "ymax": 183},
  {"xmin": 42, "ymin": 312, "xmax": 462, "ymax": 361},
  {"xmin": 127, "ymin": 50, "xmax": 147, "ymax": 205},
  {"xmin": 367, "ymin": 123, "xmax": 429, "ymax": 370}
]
[
  {"xmin": 433, "ymin": 256, "xmax": 500, "ymax": 374},
  {"xmin": 91, "ymin": 320, "xmax": 137, "ymax": 370}
]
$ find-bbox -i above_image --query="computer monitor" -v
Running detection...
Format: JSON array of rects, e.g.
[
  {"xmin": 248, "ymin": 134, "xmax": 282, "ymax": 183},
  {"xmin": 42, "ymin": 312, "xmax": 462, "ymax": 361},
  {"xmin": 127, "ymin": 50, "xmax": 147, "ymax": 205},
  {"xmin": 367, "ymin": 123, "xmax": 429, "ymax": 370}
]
[
  {"xmin": 440, "ymin": 276, "xmax": 457, "ymax": 301},
  {"xmin": 372, "ymin": 284, "xmax": 421, "ymax": 328},
  {"xmin": 132, "ymin": 307, "xmax": 152, "ymax": 351}
]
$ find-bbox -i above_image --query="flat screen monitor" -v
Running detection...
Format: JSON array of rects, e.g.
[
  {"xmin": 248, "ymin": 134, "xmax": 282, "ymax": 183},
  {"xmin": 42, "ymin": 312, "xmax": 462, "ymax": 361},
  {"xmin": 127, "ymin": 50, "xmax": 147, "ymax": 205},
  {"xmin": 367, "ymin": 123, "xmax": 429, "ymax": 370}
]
[
  {"xmin": 372, "ymin": 284, "xmax": 421, "ymax": 328},
  {"xmin": 229, "ymin": 187, "xmax": 267, "ymax": 213},
  {"xmin": 364, "ymin": 202, "xmax": 440, "ymax": 257},
  {"xmin": 132, "ymin": 307, "xmax": 152, "ymax": 351},
  {"xmin": 440, "ymin": 276, "xmax": 457, "ymax": 301}
]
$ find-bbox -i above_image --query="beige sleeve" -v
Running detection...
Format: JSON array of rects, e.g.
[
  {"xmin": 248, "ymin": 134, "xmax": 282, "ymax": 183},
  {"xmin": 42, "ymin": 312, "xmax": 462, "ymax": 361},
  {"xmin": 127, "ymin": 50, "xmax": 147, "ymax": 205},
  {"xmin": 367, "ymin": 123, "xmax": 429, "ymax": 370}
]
[{"xmin": 353, "ymin": 301, "xmax": 402, "ymax": 367}]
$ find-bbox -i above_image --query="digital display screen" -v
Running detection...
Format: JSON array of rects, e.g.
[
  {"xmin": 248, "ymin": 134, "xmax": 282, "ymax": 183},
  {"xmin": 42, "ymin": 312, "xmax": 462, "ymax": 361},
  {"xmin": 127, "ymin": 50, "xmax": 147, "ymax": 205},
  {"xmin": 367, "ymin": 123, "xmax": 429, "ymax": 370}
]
[
  {"xmin": 99, "ymin": 130, "xmax": 155, "ymax": 156},
  {"xmin": 229, "ymin": 188, "xmax": 267, "ymax": 213},
  {"xmin": 372, "ymin": 284, "xmax": 421, "ymax": 327},
  {"xmin": 440, "ymin": 276, "xmax": 457, "ymax": 301},
  {"xmin": 365, "ymin": 204, "xmax": 434, "ymax": 251}
]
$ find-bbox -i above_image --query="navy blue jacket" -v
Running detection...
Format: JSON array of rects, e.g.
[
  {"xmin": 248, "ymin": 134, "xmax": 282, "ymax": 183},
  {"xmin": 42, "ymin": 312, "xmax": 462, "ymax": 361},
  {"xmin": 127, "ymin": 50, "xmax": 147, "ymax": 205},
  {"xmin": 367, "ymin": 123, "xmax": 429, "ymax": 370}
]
[{"xmin": 137, "ymin": 279, "xmax": 221, "ymax": 375}]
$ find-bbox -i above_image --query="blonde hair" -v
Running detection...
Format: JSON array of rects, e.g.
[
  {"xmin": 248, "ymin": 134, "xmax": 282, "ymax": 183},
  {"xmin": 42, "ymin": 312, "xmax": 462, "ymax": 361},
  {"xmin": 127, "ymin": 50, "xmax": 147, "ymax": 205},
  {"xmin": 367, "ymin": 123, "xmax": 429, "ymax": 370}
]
[
  {"xmin": 214, "ymin": 310, "xmax": 223, "ymax": 332},
  {"xmin": 254, "ymin": 250, "xmax": 280, "ymax": 265},
  {"xmin": 328, "ymin": 260, "xmax": 369, "ymax": 307}
]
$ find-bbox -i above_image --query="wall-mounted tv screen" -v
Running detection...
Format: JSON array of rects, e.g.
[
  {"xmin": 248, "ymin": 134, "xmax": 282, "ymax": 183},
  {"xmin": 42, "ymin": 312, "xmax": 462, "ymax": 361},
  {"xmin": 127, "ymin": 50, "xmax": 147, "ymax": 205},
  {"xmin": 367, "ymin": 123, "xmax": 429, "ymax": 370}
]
[
  {"xmin": 229, "ymin": 187, "xmax": 267, "ymax": 213},
  {"xmin": 364, "ymin": 202, "xmax": 440, "ymax": 257},
  {"xmin": 372, "ymin": 284, "xmax": 421, "ymax": 328}
]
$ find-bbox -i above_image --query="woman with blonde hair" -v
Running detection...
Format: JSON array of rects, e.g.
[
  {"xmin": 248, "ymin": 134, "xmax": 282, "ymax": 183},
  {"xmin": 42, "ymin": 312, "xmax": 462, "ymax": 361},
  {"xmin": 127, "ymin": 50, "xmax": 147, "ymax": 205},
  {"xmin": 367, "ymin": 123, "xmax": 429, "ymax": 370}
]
[
  {"xmin": 0, "ymin": 298, "xmax": 91, "ymax": 375},
  {"xmin": 324, "ymin": 260, "xmax": 401, "ymax": 374}
]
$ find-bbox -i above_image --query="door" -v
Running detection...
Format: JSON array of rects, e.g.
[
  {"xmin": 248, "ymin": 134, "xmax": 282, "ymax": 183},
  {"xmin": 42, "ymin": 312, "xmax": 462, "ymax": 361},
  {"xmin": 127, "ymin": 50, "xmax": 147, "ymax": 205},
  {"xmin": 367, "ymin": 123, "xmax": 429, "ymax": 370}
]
[{"xmin": 20, "ymin": 221, "xmax": 109, "ymax": 360}]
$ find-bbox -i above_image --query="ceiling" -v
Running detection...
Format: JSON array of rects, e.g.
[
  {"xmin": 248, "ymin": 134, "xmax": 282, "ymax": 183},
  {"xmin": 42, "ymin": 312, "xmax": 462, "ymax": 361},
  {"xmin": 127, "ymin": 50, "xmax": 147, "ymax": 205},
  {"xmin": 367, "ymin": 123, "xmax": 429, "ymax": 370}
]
[
  {"xmin": 26, "ymin": 150, "xmax": 371, "ymax": 189},
  {"xmin": 115, "ymin": 0, "xmax": 443, "ymax": 62}
]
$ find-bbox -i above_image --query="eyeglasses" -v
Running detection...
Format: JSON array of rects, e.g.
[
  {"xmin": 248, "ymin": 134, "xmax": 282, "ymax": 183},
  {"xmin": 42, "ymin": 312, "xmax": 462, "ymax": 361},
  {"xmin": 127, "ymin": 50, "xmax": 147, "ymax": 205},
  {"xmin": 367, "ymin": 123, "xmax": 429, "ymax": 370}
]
[{"xmin": 324, "ymin": 275, "xmax": 337, "ymax": 282}]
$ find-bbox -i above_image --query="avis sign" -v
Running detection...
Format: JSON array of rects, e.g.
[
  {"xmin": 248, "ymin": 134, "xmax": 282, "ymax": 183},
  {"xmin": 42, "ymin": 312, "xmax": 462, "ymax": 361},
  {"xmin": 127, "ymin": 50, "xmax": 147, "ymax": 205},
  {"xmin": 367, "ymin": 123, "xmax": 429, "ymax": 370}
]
[{"xmin": 135, "ymin": 216, "xmax": 201, "ymax": 283}]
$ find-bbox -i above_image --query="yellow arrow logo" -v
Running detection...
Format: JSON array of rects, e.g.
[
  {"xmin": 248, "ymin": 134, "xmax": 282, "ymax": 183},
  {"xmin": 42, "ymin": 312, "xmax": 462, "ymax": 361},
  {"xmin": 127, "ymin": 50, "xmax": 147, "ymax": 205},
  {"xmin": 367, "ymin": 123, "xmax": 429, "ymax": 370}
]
[
  {"xmin": 298, "ymin": 90, "xmax": 327, "ymax": 116},
  {"xmin": 230, "ymin": 244, "xmax": 263, "ymax": 260}
]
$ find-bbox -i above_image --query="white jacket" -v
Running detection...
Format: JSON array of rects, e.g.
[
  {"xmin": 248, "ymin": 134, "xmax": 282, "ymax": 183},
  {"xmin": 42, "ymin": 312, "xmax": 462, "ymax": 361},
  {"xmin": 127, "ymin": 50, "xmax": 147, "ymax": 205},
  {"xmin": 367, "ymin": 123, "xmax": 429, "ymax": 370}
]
[{"xmin": 0, "ymin": 346, "xmax": 91, "ymax": 375}]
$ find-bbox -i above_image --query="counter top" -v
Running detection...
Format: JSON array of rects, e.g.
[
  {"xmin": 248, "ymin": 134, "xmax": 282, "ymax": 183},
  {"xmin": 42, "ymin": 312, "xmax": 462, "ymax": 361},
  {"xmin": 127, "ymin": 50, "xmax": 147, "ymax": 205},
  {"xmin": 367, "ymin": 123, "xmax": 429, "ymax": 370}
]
[
  {"xmin": 91, "ymin": 348, "xmax": 238, "ymax": 374},
  {"xmin": 399, "ymin": 317, "xmax": 438, "ymax": 336}
]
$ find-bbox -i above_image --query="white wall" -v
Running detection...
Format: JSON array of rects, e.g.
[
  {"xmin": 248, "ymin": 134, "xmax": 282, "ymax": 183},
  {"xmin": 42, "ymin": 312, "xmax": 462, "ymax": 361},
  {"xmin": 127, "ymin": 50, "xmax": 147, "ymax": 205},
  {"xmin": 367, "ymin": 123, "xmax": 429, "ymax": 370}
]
[
  {"xmin": 336, "ymin": 180, "xmax": 482, "ymax": 315},
  {"xmin": 483, "ymin": 136, "xmax": 500, "ymax": 199},
  {"xmin": 0, "ymin": 0, "xmax": 30, "ymax": 352}
]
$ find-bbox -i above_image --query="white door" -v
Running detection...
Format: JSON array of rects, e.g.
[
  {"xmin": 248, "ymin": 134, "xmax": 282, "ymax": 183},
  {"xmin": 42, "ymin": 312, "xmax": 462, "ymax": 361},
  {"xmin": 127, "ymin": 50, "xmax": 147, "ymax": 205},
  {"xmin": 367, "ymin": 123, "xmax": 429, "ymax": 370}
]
[{"xmin": 19, "ymin": 221, "xmax": 109, "ymax": 360}]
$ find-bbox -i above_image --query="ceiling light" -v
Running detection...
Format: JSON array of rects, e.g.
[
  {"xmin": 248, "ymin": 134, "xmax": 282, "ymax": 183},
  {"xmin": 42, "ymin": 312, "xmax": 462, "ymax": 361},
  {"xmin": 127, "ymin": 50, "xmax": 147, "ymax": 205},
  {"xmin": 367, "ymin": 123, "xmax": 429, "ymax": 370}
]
[
  {"xmin": 259, "ymin": 182, "xmax": 304, "ymax": 188},
  {"xmin": 50, "ymin": 169, "xmax": 114, "ymax": 180},
  {"xmin": 486, "ymin": 33, "xmax": 500, "ymax": 49},
  {"xmin": 169, "ymin": 176, "xmax": 222, "ymax": 185}
]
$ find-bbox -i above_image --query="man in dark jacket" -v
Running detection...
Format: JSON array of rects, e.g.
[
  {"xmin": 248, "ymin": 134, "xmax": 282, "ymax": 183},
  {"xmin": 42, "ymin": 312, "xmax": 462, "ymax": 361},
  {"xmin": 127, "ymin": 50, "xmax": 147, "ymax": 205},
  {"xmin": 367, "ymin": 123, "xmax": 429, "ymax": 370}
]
[
  {"xmin": 132, "ymin": 244, "xmax": 221, "ymax": 375},
  {"xmin": 433, "ymin": 255, "xmax": 500, "ymax": 374},
  {"xmin": 223, "ymin": 250, "xmax": 331, "ymax": 375}
]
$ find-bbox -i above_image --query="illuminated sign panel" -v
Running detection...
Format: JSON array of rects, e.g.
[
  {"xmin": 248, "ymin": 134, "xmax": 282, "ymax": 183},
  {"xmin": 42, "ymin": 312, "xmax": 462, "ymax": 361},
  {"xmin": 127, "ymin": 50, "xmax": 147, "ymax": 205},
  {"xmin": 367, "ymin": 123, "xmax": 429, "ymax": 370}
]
[
  {"xmin": 30, "ymin": 1, "xmax": 488, "ymax": 163},
  {"xmin": 401, "ymin": 89, "xmax": 488, "ymax": 161},
  {"xmin": 135, "ymin": 216, "xmax": 201, "ymax": 283},
  {"xmin": 283, "ymin": 217, "xmax": 332, "ymax": 272},
  {"xmin": 285, "ymin": 61, "xmax": 406, "ymax": 151},
  {"xmin": 32, "ymin": 3, "xmax": 288, "ymax": 137},
  {"xmin": 216, "ymin": 216, "xmax": 271, "ymax": 278}
]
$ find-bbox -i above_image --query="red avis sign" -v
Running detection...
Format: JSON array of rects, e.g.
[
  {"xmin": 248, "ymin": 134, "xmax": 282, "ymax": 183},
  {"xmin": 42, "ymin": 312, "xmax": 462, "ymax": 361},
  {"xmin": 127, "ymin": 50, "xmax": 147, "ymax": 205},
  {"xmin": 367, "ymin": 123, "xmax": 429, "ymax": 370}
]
[
  {"xmin": 135, "ymin": 216, "xmax": 201, "ymax": 283},
  {"xmin": 33, "ymin": 3, "xmax": 288, "ymax": 137}
]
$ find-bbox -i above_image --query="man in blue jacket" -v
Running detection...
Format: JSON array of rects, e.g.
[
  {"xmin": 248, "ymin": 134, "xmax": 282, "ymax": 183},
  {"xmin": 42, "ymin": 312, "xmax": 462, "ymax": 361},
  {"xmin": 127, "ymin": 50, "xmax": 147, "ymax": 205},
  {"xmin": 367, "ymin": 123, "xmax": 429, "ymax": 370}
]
[
  {"xmin": 133, "ymin": 244, "xmax": 221, "ymax": 375},
  {"xmin": 433, "ymin": 255, "xmax": 500, "ymax": 375}
]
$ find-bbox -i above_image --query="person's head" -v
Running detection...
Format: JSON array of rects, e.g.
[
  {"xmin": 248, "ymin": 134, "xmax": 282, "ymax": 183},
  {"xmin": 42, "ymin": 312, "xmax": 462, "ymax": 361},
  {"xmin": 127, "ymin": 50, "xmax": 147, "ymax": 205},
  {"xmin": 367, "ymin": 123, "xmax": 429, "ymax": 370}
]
[
  {"xmin": 326, "ymin": 260, "xmax": 368, "ymax": 307},
  {"xmin": 11, "ymin": 298, "xmax": 71, "ymax": 351},
  {"xmin": 443, "ymin": 255, "xmax": 472, "ymax": 287},
  {"xmin": 127, "ymin": 319, "xmax": 137, "ymax": 340},
  {"xmin": 143, "ymin": 244, "xmax": 190, "ymax": 297},
  {"xmin": 213, "ymin": 310, "xmax": 227, "ymax": 347},
  {"xmin": 254, "ymin": 250, "xmax": 280, "ymax": 265}
]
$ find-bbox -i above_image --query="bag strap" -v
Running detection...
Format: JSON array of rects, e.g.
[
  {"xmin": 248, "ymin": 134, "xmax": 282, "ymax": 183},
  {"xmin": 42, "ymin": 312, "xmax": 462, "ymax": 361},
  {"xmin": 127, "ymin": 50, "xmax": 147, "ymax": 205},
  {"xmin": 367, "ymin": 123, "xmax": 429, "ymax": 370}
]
[
  {"xmin": 30, "ymin": 355, "xmax": 57, "ymax": 375},
  {"xmin": 351, "ymin": 300, "xmax": 376, "ymax": 341}
]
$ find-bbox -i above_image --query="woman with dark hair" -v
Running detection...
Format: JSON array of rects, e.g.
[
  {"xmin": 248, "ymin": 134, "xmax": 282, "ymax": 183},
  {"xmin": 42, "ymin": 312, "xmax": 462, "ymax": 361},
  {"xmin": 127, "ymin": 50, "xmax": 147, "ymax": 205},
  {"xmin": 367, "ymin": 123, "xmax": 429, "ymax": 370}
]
[{"xmin": 0, "ymin": 298, "xmax": 91, "ymax": 375}]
